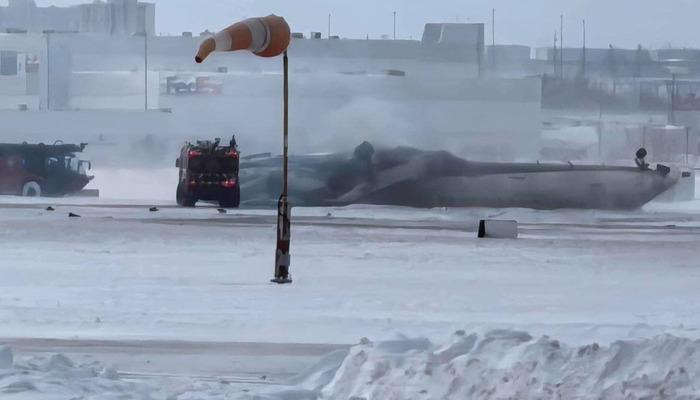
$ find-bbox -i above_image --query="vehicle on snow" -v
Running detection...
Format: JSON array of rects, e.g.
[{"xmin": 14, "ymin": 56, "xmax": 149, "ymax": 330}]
[
  {"xmin": 176, "ymin": 136, "xmax": 240, "ymax": 208},
  {"xmin": 0, "ymin": 141, "xmax": 93, "ymax": 197}
]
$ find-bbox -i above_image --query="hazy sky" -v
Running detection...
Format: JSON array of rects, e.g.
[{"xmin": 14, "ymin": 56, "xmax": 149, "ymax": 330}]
[{"xmin": 9, "ymin": 0, "xmax": 699, "ymax": 49}]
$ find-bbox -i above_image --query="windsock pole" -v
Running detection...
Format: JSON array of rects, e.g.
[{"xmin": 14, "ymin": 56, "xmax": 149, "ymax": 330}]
[
  {"xmin": 194, "ymin": 15, "xmax": 293, "ymax": 284},
  {"xmin": 284, "ymin": 51, "xmax": 288, "ymax": 198},
  {"xmin": 272, "ymin": 51, "xmax": 292, "ymax": 284}
]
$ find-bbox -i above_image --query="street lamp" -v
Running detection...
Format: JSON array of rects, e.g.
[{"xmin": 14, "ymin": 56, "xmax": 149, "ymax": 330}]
[
  {"xmin": 132, "ymin": 31, "xmax": 148, "ymax": 111},
  {"xmin": 195, "ymin": 15, "xmax": 293, "ymax": 284}
]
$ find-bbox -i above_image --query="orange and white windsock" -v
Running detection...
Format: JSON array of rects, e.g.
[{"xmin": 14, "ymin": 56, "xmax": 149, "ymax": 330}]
[{"xmin": 195, "ymin": 15, "xmax": 291, "ymax": 63}]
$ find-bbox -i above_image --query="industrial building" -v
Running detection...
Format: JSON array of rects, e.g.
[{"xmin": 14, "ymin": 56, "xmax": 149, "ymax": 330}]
[
  {"xmin": 0, "ymin": 0, "xmax": 698, "ymax": 162},
  {"xmin": 0, "ymin": 0, "xmax": 155, "ymax": 36}
]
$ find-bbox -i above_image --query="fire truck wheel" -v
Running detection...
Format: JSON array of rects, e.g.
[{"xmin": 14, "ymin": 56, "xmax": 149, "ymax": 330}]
[
  {"xmin": 219, "ymin": 187, "xmax": 240, "ymax": 208},
  {"xmin": 176, "ymin": 183, "xmax": 197, "ymax": 207},
  {"xmin": 22, "ymin": 181, "xmax": 42, "ymax": 197}
]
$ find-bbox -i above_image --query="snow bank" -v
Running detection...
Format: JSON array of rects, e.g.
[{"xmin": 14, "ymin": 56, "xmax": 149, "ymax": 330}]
[
  {"xmin": 4, "ymin": 331, "xmax": 700, "ymax": 400},
  {"xmin": 0, "ymin": 349, "xmax": 156, "ymax": 400},
  {"xmin": 291, "ymin": 330, "xmax": 700, "ymax": 400}
]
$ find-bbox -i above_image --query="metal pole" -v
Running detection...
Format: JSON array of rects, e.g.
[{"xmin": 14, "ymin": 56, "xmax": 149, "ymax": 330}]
[
  {"xmin": 597, "ymin": 122, "xmax": 603, "ymax": 160},
  {"xmin": 491, "ymin": 8, "xmax": 496, "ymax": 68},
  {"xmin": 582, "ymin": 19, "xmax": 587, "ymax": 78},
  {"xmin": 393, "ymin": 11, "xmax": 396, "ymax": 40},
  {"xmin": 492, "ymin": 8, "xmax": 495, "ymax": 47},
  {"xmin": 283, "ymin": 51, "xmax": 288, "ymax": 198},
  {"xmin": 273, "ymin": 50, "xmax": 292, "ymax": 284},
  {"xmin": 670, "ymin": 74, "xmax": 676, "ymax": 125},
  {"xmin": 553, "ymin": 31, "xmax": 558, "ymax": 77},
  {"xmin": 477, "ymin": 39, "xmax": 482, "ymax": 78},
  {"xmin": 46, "ymin": 32, "xmax": 51, "ymax": 111},
  {"xmin": 144, "ymin": 34, "xmax": 148, "ymax": 111},
  {"xmin": 687, "ymin": 126, "xmax": 690, "ymax": 166},
  {"xmin": 476, "ymin": 24, "xmax": 483, "ymax": 78},
  {"xmin": 560, "ymin": 14, "xmax": 564, "ymax": 80},
  {"xmin": 328, "ymin": 14, "xmax": 331, "ymax": 38}
]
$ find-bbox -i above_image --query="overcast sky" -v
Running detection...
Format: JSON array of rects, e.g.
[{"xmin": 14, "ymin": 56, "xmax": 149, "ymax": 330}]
[{"xmin": 9, "ymin": 0, "xmax": 699, "ymax": 49}]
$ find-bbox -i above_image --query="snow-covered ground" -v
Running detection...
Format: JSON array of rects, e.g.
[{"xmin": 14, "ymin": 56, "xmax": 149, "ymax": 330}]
[
  {"xmin": 0, "ymin": 175, "xmax": 698, "ymax": 398},
  {"xmin": 2, "ymin": 199, "xmax": 700, "ymax": 345}
]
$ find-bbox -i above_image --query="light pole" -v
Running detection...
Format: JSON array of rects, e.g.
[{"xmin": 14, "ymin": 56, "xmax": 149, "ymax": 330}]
[
  {"xmin": 553, "ymin": 31, "xmax": 558, "ymax": 77},
  {"xmin": 144, "ymin": 34, "xmax": 148, "ymax": 111},
  {"xmin": 670, "ymin": 73, "xmax": 677, "ymax": 125},
  {"xmin": 393, "ymin": 11, "xmax": 396, "ymax": 40},
  {"xmin": 133, "ymin": 32, "xmax": 148, "ymax": 111},
  {"xmin": 560, "ymin": 14, "xmax": 564, "ymax": 80},
  {"xmin": 581, "ymin": 19, "xmax": 587, "ymax": 79},
  {"xmin": 43, "ymin": 29, "xmax": 54, "ymax": 111},
  {"xmin": 195, "ymin": 15, "xmax": 293, "ymax": 284},
  {"xmin": 491, "ymin": 8, "xmax": 496, "ymax": 69}
]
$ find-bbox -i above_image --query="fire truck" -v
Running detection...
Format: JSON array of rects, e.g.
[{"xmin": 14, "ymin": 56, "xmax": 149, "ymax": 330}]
[
  {"xmin": 176, "ymin": 136, "xmax": 240, "ymax": 208},
  {"xmin": 0, "ymin": 141, "xmax": 93, "ymax": 197}
]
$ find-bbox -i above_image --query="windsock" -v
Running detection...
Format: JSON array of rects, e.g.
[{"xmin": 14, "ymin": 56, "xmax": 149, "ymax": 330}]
[{"xmin": 195, "ymin": 15, "xmax": 291, "ymax": 63}]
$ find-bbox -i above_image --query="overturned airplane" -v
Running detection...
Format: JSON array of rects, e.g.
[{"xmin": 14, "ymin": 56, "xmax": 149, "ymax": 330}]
[{"xmin": 239, "ymin": 143, "xmax": 679, "ymax": 210}]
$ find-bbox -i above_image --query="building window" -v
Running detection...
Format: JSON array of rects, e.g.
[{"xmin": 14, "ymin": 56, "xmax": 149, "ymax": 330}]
[{"xmin": 0, "ymin": 51, "xmax": 19, "ymax": 76}]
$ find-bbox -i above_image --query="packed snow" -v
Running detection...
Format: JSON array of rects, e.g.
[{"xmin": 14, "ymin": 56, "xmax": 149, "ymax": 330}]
[
  {"xmin": 0, "ymin": 171, "xmax": 697, "ymax": 398},
  {"xmin": 296, "ymin": 330, "xmax": 700, "ymax": 400},
  {"xmin": 1, "ymin": 199, "xmax": 700, "ymax": 345}
]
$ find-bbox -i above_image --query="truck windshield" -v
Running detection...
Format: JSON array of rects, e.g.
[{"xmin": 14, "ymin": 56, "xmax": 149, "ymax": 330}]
[{"xmin": 45, "ymin": 156, "xmax": 90, "ymax": 175}]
